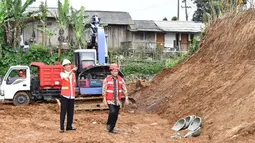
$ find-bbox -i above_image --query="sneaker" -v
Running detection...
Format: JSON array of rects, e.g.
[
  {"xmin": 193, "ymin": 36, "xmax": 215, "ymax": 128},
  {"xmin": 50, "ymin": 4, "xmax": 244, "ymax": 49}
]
[{"xmin": 59, "ymin": 129, "xmax": 64, "ymax": 133}]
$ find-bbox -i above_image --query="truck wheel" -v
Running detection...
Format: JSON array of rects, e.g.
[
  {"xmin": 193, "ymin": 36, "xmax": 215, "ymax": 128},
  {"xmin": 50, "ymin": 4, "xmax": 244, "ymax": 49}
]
[{"xmin": 13, "ymin": 92, "xmax": 30, "ymax": 106}]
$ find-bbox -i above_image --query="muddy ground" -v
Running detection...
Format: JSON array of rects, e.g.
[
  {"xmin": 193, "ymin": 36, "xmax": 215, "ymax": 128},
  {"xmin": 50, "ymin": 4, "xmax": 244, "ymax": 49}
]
[{"xmin": 0, "ymin": 103, "xmax": 205, "ymax": 143}]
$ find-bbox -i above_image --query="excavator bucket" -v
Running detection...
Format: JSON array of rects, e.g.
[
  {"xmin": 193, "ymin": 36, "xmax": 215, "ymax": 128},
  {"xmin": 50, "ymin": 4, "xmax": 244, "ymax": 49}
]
[{"xmin": 74, "ymin": 97, "xmax": 107, "ymax": 111}]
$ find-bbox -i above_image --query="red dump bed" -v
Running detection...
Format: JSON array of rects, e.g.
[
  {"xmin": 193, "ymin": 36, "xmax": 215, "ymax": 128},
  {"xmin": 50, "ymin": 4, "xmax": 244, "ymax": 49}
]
[{"xmin": 30, "ymin": 62, "xmax": 64, "ymax": 89}]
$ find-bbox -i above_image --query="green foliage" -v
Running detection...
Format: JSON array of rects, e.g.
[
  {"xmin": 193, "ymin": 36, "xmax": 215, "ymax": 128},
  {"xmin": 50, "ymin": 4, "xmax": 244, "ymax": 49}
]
[
  {"xmin": 121, "ymin": 63, "xmax": 164, "ymax": 76},
  {"xmin": 36, "ymin": 27, "xmax": 57, "ymax": 46},
  {"xmin": 192, "ymin": 0, "xmax": 245, "ymax": 23},
  {"xmin": 4, "ymin": 0, "xmax": 36, "ymax": 21},
  {"xmin": 189, "ymin": 37, "xmax": 200, "ymax": 54},
  {"xmin": 0, "ymin": 45, "xmax": 22, "ymax": 76},
  {"xmin": 21, "ymin": 0, "xmax": 36, "ymax": 13},
  {"xmin": 57, "ymin": 0, "xmax": 70, "ymax": 29},
  {"xmin": 0, "ymin": 1, "xmax": 5, "ymax": 24},
  {"xmin": 37, "ymin": 27, "xmax": 57, "ymax": 38},
  {"xmin": 23, "ymin": 44, "xmax": 51, "ymax": 64},
  {"xmin": 1, "ymin": 0, "xmax": 36, "ymax": 48},
  {"xmin": 192, "ymin": 0, "xmax": 223, "ymax": 22},
  {"xmin": 39, "ymin": 1, "xmax": 47, "ymax": 21},
  {"xmin": 71, "ymin": 6, "xmax": 87, "ymax": 49},
  {"xmin": 171, "ymin": 16, "xmax": 177, "ymax": 21},
  {"xmin": 163, "ymin": 17, "xmax": 168, "ymax": 21},
  {"xmin": 165, "ymin": 53, "xmax": 187, "ymax": 68},
  {"xmin": 0, "ymin": 44, "xmax": 73, "ymax": 76}
]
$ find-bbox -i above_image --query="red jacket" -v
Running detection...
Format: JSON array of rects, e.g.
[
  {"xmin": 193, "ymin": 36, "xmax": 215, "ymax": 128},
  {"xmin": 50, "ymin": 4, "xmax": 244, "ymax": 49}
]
[
  {"xmin": 105, "ymin": 75, "xmax": 123, "ymax": 100},
  {"xmin": 61, "ymin": 72, "xmax": 76, "ymax": 97}
]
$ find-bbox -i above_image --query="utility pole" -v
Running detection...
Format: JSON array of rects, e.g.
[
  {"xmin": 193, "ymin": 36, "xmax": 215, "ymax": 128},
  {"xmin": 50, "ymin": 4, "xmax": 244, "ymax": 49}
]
[
  {"xmin": 177, "ymin": 0, "xmax": 180, "ymax": 20},
  {"xmin": 181, "ymin": 0, "xmax": 191, "ymax": 21}
]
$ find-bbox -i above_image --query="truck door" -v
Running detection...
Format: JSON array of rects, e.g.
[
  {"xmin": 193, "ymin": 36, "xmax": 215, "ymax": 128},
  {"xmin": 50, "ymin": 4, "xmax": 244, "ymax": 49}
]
[{"xmin": 2, "ymin": 67, "xmax": 30, "ymax": 100}]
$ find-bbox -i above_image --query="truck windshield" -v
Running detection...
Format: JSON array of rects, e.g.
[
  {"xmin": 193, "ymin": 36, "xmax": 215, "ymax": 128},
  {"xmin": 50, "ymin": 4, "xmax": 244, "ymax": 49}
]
[
  {"xmin": 6, "ymin": 69, "xmax": 27, "ymax": 85},
  {"xmin": 80, "ymin": 52, "xmax": 95, "ymax": 61}
]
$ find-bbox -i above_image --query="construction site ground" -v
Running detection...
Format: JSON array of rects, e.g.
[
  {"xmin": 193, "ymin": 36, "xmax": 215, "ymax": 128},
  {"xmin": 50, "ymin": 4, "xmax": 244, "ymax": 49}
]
[
  {"xmin": 0, "ymin": 103, "xmax": 192, "ymax": 143},
  {"xmin": 2, "ymin": 9, "xmax": 255, "ymax": 143}
]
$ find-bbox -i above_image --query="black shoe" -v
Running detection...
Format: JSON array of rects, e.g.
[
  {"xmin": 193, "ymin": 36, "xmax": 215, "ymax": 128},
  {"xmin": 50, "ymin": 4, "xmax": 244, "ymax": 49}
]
[
  {"xmin": 108, "ymin": 130, "xmax": 117, "ymax": 134},
  {"xmin": 66, "ymin": 127, "xmax": 76, "ymax": 131},
  {"xmin": 59, "ymin": 129, "xmax": 64, "ymax": 133}
]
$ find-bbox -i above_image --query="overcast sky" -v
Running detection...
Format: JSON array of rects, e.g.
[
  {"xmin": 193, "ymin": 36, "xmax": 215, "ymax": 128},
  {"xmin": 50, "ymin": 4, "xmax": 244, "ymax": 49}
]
[{"xmin": 25, "ymin": 0, "xmax": 197, "ymax": 21}]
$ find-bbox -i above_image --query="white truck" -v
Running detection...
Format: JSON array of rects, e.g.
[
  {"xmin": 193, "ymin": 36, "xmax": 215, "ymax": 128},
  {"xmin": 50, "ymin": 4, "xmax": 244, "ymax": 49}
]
[
  {"xmin": 0, "ymin": 63, "xmax": 63, "ymax": 106},
  {"xmin": 0, "ymin": 65, "xmax": 31, "ymax": 105}
]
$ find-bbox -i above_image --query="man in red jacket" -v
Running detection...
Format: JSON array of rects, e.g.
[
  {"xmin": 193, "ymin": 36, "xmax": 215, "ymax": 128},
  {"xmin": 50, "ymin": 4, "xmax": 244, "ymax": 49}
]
[
  {"xmin": 102, "ymin": 64, "xmax": 129, "ymax": 134},
  {"xmin": 59, "ymin": 59, "xmax": 77, "ymax": 133}
]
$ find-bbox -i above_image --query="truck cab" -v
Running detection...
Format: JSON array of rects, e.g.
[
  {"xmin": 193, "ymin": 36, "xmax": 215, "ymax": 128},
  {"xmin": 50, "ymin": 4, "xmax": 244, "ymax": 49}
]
[
  {"xmin": 0, "ymin": 66, "xmax": 31, "ymax": 105},
  {"xmin": 0, "ymin": 63, "xmax": 64, "ymax": 106}
]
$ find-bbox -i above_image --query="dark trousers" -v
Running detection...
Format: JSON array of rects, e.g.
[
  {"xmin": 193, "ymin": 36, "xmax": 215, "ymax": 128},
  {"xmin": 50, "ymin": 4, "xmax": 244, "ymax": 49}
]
[
  {"xmin": 60, "ymin": 96, "xmax": 74, "ymax": 130},
  {"xmin": 107, "ymin": 104, "xmax": 120, "ymax": 131}
]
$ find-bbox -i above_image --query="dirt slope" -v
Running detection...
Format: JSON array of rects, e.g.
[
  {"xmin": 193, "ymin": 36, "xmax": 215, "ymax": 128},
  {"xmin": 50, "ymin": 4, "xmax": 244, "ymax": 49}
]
[{"xmin": 134, "ymin": 9, "xmax": 255, "ymax": 143}]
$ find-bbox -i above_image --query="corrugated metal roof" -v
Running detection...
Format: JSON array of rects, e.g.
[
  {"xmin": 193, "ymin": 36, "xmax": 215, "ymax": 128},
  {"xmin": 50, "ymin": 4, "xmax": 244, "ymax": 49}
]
[
  {"xmin": 130, "ymin": 20, "xmax": 161, "ymax": 32},
  {"xmin": 26, "ymin": 7, "xmax": 59, "ymax": 18},
  {"xmin": 85, "ymin": 10, "xmax": 134, "ymax": 25},
  {"xmin": 154, "ymin": 21, "xmax": 205, "ymax": 33},
  {"xmin": 26, "ymin": 8, "xmax": 134, "ymax": 25}
]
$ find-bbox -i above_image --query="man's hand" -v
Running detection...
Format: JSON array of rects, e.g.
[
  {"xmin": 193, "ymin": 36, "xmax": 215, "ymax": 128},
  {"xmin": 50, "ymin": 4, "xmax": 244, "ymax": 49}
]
[
  {"xmin": 125, "ymin": 97, "xmax": 129, "ymax": 105},
  {"xmin": 72, "ymin": 66, "xmax": 78, "ymax": 71},
  {"xmin": 103, "ymin": 98, "xmax": 107, "ymax": 106}
]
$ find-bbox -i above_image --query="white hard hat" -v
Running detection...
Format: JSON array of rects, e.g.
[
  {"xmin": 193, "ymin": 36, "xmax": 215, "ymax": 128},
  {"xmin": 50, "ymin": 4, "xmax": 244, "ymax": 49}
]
[{"xmin": 62, "ymin": 59, "xmax": 71, "ymax": 66}]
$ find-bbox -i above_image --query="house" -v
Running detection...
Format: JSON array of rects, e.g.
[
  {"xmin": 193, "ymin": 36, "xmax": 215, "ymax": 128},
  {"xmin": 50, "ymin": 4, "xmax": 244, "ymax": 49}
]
[
  {"xmin": 126, "ymin": 20, "xmax": 163, "ymax": 49},
  {"xmin": 22, "ymin": 7, "xmax": 204, "ymax": 52},
  {"xmin": 154, "ymin": 21, "xmax": 205, "ymax": 52},
  {"xmin": 23, "ymin": 8, "xmax": 134, "ymax": 49},
  {"xmin": 23, "ymin": 7, "xmax": 70, "ymax": 47},
  {"xmin": 84, "ymin": 10, "xmax": 134, "ymax": 49}
]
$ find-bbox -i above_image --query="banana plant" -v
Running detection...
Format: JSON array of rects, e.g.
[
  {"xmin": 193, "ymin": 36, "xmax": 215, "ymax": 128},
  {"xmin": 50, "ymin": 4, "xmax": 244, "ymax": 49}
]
[
  {"xmin": 36, "ymin": 25, "xmax": 57, "ymax": 55},
  {"xmin": 39, "ymin": 1, "xmax": 48, "ymax": 46},
  {"xmin": 56, "ymin": 0, "xmax": 70, "ymax": 59},
  {"xmin": 57, "ymin": 0, "xmax": 69, "ymax": 33},
  {"xmin": 1, "ymin": 0, "xmax": 36, "ymax": 48},
  {"xmin": 70, "ymin": 6, "xmax": 87, "ymax": 49}
]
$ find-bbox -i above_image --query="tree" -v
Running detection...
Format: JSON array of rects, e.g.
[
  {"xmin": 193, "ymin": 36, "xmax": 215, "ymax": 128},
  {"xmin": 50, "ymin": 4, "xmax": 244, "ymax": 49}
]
[
  {"xmin": 57, "ymin": 0, "xmax": 70, "ymax": 58},
  {"xmin": 192, "ymin": 0, "xmax": 245, "ymax": 23},
  {"xmin": 57, "ymin": 0, "xmax": 70, "ymax": 45},
  {"xmin": 163, "ymin": 17, "xmax": 168, "ymax": 21},
  {"xmin": 39, "ymin": 1, "xmax": 47, "ymax": 46},
  {"xmin": 70, "ymin": 6, "xmax": 87, "ymax": 49},
  {"xmin": 36, "ymin": 27, "xmax": 56, "ymax": 55},
  {"xmin": 171, "ymin": 16, "xmax": 177, "ymax": 21},
  {"xmin": 192, "ymin": 0, "xmax": 209, "ymax": 22},
  {"xmin": 2, "ymin": 0, "xmax": 36, "ymax": 48},
  {"xmin": 192, "ymin": 0, "xmax": 222, "ymax": 23}
]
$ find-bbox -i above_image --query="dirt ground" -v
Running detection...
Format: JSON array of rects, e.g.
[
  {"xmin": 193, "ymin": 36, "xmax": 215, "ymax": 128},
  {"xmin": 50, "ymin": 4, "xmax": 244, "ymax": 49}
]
[
  {"xmin": 0, "ymin": 103, "xmax": 204, "ymax": 143},
  {"xmin": 2, "ymin": 8, "xmax": 255, "ymax": 143}
]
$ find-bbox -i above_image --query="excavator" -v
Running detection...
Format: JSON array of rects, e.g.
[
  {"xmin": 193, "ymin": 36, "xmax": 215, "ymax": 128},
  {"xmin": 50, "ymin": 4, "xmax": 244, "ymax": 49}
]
[
  {"xmin": 0, "ymin": 15, "xmax": 134, "ymax": 110},
  {"xmin": 73, "ymin": 15, "xmax": 130, "ymax": 110}
]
